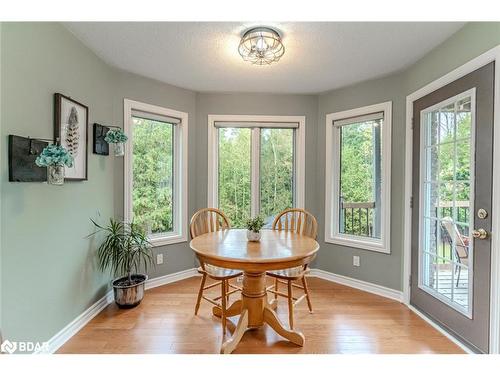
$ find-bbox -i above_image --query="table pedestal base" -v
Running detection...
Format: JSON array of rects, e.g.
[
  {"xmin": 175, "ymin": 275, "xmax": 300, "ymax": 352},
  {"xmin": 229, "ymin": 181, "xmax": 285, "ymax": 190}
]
[{"xmin": 212, "ymin": 271, "xmax": 305, "ymax": 354}]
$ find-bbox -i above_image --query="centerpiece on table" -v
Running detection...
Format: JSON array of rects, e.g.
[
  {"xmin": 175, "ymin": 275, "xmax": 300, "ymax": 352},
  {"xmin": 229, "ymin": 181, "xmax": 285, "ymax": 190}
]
[
  {"xmin": 35, "ymin": 144, "xmax": 74, "ymax": 185},
  {"xmin": 104, "ymin": 128, "xmax": 128, "ymax": 157},
  {"xmin": 246, "ymin": 216, "xmax": 265, "ymax": 242},
  {"xmin": 89, "ymin": 218, "xmax": 155, "ymax": 308}
]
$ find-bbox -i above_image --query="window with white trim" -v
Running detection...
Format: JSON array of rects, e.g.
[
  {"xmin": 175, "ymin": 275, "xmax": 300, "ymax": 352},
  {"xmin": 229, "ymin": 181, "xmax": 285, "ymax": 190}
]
[
  {"xmin": 124, "ymin": 99, "xmax": 188, "ymax": 246},
  {"xmin": 325, "ymin": 102, "xmax": 391, "ymax": 253},
  {"xmin": 208, "ymin": 116, "xmax": 305, "ymax": 228}
]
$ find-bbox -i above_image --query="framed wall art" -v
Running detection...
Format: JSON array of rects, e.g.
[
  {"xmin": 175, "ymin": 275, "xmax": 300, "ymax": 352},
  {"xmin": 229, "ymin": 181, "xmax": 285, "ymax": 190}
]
[{"xmin": 54, "ymin": 93, "xmax": 88, "ymax": 180}]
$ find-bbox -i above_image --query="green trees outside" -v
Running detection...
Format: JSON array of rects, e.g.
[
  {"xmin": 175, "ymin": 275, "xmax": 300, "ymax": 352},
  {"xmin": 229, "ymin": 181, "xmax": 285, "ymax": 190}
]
[
  {"xmin": 218, "ymin": 128, "xmax": 252, "ymax": 228},
  {"xmin": 340, "ymin": 121, "xmax": 379, "ymax": 204},
  {"xmin": 427, "ymin": 100, "xmax": 472, "ymax": 263},
  {"xmin": 431, "ymin": 107, "xmax": 472, "ymax": 205},
  {"xmin": 128, "ymin": 104, "xmax": 471, "ymax": 238},
  {"xmin": 132, "ymin": 117, "xmax": 174, "ymax": 234},
  {"xmin": 338, "ymin": 120, "xmax": 380, "ymax": 236},
  {"xmin": 131, "ymin": 124, "xmax": 294, "ymax": 231},
  {"xmin": 259, "ymin": 128, "xmax": 294, "ymax": 226},
  {"xmin": 217, "ymin": 128, "xmax": 294, "ymax": 228}
]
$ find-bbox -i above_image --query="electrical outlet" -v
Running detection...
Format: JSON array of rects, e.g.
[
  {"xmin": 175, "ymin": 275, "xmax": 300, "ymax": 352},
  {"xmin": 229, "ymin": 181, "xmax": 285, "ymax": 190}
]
[
  {"xmin": 353, "ymin": 255, "xmax": 360, "ymax": 267},
  {"xmin": 156, "ymin": 253, "xmax": 164, "ymax": 265}
]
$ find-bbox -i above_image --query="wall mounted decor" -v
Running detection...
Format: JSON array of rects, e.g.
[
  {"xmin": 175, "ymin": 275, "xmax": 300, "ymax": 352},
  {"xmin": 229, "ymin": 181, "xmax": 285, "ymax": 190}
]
[
  {"xmin": 34, "ymin": 143, "xmax": 74, "ymax": 186},
  {"xmin": 93, "ymin": 123, "xmax": 110, "ymax": 155},
  {"xmin": 104, "ymin": 127, "xmax": 128, "ymax": 157},
  {"xmin": 54, "ymin": 93, "xmax": 88, "ymax": 180},
  {"xmin": 8, "ymin": 135, "xmax": 48, "ymax": 182}
]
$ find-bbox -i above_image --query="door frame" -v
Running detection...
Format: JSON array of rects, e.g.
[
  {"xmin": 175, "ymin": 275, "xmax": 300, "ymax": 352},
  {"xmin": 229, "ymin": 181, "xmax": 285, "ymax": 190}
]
[{"xmin": 403, "ymin": 45, "xmax": 500, "ymax": 353}]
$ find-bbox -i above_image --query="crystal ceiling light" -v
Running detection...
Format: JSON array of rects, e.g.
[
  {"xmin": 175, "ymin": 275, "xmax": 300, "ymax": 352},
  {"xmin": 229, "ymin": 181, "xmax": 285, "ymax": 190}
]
[{"xmin": 238, "ymin": 27, "xmax": 285, "ymax": 66}]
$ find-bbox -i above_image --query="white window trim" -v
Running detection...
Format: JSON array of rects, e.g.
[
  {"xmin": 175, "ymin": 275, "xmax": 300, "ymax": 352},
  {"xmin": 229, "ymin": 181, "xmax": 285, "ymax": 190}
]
[
  {"xmin": 124, "ymin": 99, "xmax": 188, "ymax": 247},
  {"xmin": 417, "ymin": 89, "xmax": 476, "ymax": 319},
  {"xmin": 207, "ymin": 114, "xmax": 306, "ymax": 216},
  {"xmin": 325, "ymin": 101, "xmax": 392, "ymax": 254}
]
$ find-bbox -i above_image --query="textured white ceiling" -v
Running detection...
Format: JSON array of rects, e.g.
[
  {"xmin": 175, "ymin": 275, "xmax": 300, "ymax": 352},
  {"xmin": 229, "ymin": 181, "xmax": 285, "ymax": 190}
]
[{"xmin": 64, "ymin": 22, "xmax": 464, "ymax": 94}]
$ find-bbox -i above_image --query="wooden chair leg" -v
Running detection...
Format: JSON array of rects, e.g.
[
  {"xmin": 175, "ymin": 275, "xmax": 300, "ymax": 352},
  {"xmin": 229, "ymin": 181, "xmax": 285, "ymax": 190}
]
[
  {"xmin": 274, "ymin": 278, "xmax": 279, "ymax": 300},
  {"xmin": 221, "ymin": 279, "xmax": 227, "ymax": 335},
  {"xmin": 287, "ymin": 280, "xmax": 294, "ymax": 330},
  {"xmin": 302, "ymin": 276, "xmax": 313, "ymax": 313},
  {"xmin": 226, "ymin": 280, "xmax": 230, "ymax": 304},
  {"xmin": 194, "ymin": 273, "xmax": 207, "ymax": 315}
]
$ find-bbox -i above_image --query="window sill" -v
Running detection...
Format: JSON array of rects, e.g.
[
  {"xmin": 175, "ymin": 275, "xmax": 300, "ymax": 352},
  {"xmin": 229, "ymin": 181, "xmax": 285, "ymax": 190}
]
[
  {"xmin": 148, "ymin": 234, "xmax": 187, "ymax": 247},
  {"xmin": 324, "ymin": 234, "xmax": 390, "ymax": 254}
]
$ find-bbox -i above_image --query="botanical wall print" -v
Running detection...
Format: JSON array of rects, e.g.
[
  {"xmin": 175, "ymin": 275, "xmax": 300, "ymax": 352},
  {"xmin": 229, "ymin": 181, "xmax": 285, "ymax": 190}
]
[{"xmin": 54, "ymin": 93, "xmax": 88, "ymax": 180}]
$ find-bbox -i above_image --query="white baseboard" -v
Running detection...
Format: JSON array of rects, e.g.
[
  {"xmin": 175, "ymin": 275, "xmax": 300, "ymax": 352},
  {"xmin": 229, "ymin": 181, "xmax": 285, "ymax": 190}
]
[
  {"xmin": 40, "ymin": 268, "xmax": 198, "ymax": 354},
  {"xmin": 407, "ymin": 305, "xmax": 474, "ymax": 354},
  {"xmin": 309, "ymin": 268, "xmax": 404, "ymax": 302},
  {"xmin": 38, "ymin": 290, "xmax": 113, "ymax": 354},
  {"xmin": 145, "ymin": 268, "xmax": 198, "ymax": 290},
  {"xmin": 40, "ymin": 267, "xmax": 470, "ymax": 354}
]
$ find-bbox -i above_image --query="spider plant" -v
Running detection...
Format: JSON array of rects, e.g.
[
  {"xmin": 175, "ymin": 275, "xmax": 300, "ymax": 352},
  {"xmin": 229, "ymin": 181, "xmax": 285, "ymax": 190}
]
[{"xmin": 89, "ymin": 218, "xmax": 154, "ymax": 286}]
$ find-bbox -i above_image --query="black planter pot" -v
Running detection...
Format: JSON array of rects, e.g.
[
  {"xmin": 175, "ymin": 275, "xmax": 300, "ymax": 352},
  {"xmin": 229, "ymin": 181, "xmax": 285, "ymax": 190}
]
[{"xmin": 112, "ymin": 273, "xmax": 148, "ymax": 308}]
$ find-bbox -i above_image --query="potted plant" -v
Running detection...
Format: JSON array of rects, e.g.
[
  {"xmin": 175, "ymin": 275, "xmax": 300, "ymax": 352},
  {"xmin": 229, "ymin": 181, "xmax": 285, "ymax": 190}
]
[
  {"xmin": 89, "ymin": 218, "xmax": 154, "ymax": 308},
  {"xmin": 246, "ymin": 216, "xmax": 265, "ymax": 242},
  {"xmin": 35, "ymin": 143, "xmax": 74, "ymax": 185},
  {"xmin": 104, "ymin": 128, "xmax": 128, "ymax": 157}
]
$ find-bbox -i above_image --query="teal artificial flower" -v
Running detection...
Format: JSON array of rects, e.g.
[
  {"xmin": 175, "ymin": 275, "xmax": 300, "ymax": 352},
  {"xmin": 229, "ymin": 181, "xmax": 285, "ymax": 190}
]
[
  {"xmin": 104, "ymin": 128, "xmax": 128, "ymax": 144},
  {"xmin": 35, "ymin": 144, "xmax": 74, "ymax": 168}
]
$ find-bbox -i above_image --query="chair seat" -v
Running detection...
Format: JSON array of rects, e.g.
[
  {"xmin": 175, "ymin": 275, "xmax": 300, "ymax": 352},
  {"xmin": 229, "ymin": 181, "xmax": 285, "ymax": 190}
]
[
  {"xmin": 197, "ymin": 265, "xmax": 242, "ymax": 280},
  {"xmin": 266, "ymin": 266, "xmax": 308, "ymax": 280}
]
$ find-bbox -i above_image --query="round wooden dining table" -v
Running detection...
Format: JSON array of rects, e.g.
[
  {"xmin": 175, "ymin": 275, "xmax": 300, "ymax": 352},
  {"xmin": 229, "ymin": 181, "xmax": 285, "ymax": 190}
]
[{"xmin": 190, "ymin": 228, "xmax": 319, "ymax": 354}]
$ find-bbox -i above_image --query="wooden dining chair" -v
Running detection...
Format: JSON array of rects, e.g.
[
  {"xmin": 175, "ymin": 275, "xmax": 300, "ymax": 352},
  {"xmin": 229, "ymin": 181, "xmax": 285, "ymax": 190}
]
[
  {"xmin": 190, "ymin": 208, "xmax": 242, "ymax": 335},
  {"xmin": 266, "ymin": 208, "xmax": 318, "ymax": 329}
]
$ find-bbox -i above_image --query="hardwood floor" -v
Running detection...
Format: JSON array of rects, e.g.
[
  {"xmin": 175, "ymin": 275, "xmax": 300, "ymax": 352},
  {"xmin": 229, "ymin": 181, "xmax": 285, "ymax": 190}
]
[{"xmin": 58, "ymin": 276, "xmax": 464, "ymax": 354}]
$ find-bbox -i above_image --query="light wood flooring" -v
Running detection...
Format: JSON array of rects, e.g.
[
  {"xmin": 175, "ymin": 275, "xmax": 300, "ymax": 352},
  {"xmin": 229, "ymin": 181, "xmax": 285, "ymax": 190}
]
[{"xmin": 58, "ymin": 276, "xmax": 464, "ymax": 354}]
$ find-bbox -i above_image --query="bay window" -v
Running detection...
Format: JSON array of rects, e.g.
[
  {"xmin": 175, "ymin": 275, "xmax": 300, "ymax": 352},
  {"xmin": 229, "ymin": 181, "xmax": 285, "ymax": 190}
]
[
  {"xmin": 325, "ymin": 102, "xmax": 391, "ymax": 253},
  {"xmin": 208, "ymin": 115, "xmax": 305, "ymax": 228},
  {"xmin": 124, "ymin": 99, "xmax": 188, "ymax": 246}
]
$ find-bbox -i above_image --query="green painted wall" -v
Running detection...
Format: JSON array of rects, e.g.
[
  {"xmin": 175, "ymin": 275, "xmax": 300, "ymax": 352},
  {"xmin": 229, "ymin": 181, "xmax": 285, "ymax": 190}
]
[
  {"xmin": 317, "ymin": 72, "xmax": 406, "ymax": 290},
  {"xmin": 406, "ymin": 22, "xmax": 500, "ymax": 93},
  {"xmin": 1, "ymin": 23, "xmax": 115, "ymax": 344},
  {"xmin": 111, "ymin": 69, "xmax": 198, "ymax": 278},
  {"xmin": 0, "ymin": 23, "xmax": 200, "ymax": 346},
  {"xmin": 2, "ymin": 21, "xmax": 500, "ymax": 345}
]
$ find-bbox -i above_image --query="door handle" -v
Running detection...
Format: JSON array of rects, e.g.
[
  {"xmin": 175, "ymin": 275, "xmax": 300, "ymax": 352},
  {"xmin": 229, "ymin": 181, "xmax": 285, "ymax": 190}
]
[{"xmin": 472, "ymin": 228, "xmax": 488, "ymax": 240}]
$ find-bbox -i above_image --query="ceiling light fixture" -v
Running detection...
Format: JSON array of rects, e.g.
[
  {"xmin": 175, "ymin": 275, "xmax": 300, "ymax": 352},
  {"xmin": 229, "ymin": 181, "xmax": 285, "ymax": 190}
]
[{"xmin": 238, "ymin": 27, "xmax": 285, "ymax": 66}]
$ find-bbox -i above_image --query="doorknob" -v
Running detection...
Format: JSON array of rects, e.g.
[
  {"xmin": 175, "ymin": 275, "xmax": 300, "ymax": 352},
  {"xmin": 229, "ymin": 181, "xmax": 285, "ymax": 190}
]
[{"xmin": 472, "ymin": 228, "xmax": 488, "ymax": 240}]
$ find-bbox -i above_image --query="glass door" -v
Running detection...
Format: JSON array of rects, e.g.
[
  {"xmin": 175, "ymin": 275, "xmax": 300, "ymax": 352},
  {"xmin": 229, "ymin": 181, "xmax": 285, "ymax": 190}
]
[
  {"xmin": 419, "ymin": 90, "xmax": 475, "ymax": 317},
  {"xmin": 410, "ymin": 62, "xmax": 494, "ymax": 353}
]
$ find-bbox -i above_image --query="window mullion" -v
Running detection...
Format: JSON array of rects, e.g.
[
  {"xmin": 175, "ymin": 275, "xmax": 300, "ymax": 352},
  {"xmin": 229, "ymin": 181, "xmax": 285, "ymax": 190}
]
[{"xmin": 251, "ymin": 128, "xmax": 260, "ymax": 217}]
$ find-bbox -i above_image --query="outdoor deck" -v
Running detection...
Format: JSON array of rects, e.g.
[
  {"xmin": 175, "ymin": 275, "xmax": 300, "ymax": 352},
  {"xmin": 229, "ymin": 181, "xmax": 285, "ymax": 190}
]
[{"xmin": 431, "ymin": 266, "xmax": 470, "ymax": 310}]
